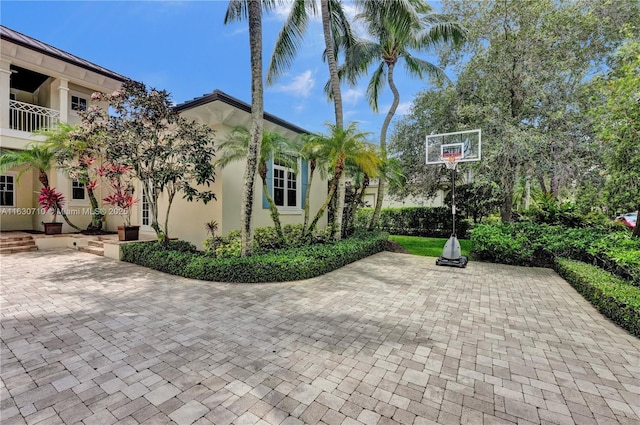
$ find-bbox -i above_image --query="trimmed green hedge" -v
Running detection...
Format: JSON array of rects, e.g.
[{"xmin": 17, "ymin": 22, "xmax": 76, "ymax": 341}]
[
  {"xmin": 471, "ymin": 223, "xmax": 640, "ymax": 286},
  {"xmin": 555, "ymin": 258, "xmax": 640, "ymax": 337},
  {"xmin": 121, "ymin": 232, "xmax": 389, "ymax": 283},
  {"xmin": 356, "ymin": 207, "xmax": 470, "ymax": 238}
]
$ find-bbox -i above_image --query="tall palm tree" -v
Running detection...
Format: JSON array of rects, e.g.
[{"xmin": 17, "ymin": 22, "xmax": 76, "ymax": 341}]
[
  {"xmin": 215, "ymin": 127, "xmax": 298, "ymax": 244},
  {"xmin": 342, "ymin": 0, "xmax": 465, "ymax": 229},
  {"xmin": 268, "ymin": 0, "xmax": 356, "ymax": 239},
  {"xmin": 0, "ymin": 142, "xmax": 81, "ymax": 231},
  {"xmin": 305, "ymin": 122, "xmax": 382, "ymax": 238},
  {"xmin": 294, "ymin": 134, "xmax": 329, "ymax": 230},
  {"xmin": 225, "ymin": 0, "xmax": 273, "ymax": 256}
]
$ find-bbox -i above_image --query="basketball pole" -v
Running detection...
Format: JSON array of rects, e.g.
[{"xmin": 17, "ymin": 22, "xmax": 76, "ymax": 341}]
[{"xmin": 436, "ymin": 158, "xmax": 468, "ymax": 268}]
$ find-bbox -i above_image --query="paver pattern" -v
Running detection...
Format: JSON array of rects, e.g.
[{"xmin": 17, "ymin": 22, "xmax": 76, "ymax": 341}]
[{"xmin": 1, "ymin": 249, "xmax": 639, "ymax": 425}]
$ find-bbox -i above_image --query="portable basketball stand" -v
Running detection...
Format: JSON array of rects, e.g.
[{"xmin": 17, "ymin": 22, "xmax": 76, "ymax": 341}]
[
  {"xmin": 426, "ymin": 129, "xmax": 481, "ymax": 269},
  {"xmin": 435, "ymin": 156, "xmax": 468, "ymax": 268}
]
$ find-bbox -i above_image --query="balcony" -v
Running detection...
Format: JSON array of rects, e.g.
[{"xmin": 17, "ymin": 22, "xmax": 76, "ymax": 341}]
[{"xmin": 9, "ymin": 100, "xmax": 60, "ymax": 133}]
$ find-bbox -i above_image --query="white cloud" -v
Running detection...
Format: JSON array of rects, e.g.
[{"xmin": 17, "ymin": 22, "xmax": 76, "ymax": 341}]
[
  {"xmin": 343, "ymin": 88, "xmax": 364, "ymax": 106},
  {"xmin": 381, "ymin": 101, "xmax": 413, "ymax": 116},
  {"xmin": 274, "ymin": 70, "xmax": 316, "ymax": 98}
]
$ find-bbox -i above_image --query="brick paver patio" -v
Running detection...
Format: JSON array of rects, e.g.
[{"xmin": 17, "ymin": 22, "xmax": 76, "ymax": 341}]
[{"xmin": 1, "ymin": 250, "xmax": 639, "ymax": 425}]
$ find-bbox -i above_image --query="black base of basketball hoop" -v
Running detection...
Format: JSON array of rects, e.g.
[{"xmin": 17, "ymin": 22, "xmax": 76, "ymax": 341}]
[{"xmin": 436, "ymin": 235, "xmax": 468, "ymax": 268}]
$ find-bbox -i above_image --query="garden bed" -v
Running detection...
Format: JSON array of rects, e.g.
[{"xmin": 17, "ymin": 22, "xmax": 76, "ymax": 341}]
[{"xmin": 121, "ymin": 231, "xmax": 389, "ymax": 283}]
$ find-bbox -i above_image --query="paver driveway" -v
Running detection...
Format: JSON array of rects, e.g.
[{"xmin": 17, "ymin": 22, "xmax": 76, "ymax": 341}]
[{"xmin": 1, "ymin": 250, "xmax": 639, "ymax": 425}]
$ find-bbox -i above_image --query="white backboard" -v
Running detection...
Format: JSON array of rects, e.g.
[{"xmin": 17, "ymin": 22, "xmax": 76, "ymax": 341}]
[{"xmin": 426, "ymin": 129, "xmax": 481, "ymax": 165}]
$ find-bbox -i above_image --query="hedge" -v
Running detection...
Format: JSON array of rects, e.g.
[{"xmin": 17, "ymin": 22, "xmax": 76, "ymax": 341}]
[
  {"xmin": 555, "ymin": 258, "xmax": 640, "ymax": 337},
  {"xmin": 471, "ymin": 223, "xmax": 640, "ymax": 286},
  {"xmin": 356, "ymin": 207, "xmax": 470, "ymax": 238},
  {"xmin": 121, "ymin": 232, "xmax": 389, "ymax": 283}
]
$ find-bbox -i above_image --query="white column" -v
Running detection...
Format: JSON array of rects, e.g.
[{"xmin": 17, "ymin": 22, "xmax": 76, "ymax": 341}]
[
  {"xmin": 0, "ymin": 60, "xmax": 12, "ymax": 130},
  {"xmin": 57, "ymin": 78, "xmax": 69, "ymax": 123}
]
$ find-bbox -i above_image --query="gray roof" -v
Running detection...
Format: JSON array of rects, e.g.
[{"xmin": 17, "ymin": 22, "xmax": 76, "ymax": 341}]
[
  {"xmin": 1, "ymin": 25, "xmax": 127, "ymax": 82},
  {"xmin": 175, "ymin": 90, "xmax": 309, "ymax": 135}
]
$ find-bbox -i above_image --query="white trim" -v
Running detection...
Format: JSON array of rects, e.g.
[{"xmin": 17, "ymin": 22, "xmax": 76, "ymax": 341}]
[
  {"xmin": 272, "ymin": 159, "xmax": 301, "ymax": 209},
  {"xmin": 69, "ymin": 91, "xmax": 89, "ymax": 116},
  {"xmin": 139, "ymin": 181, "xmax": 152, "ymax": 231},
  {"xmin": 0, "ymin": 172, "xmax": 17, "ymax": 208},
  {"xmin": 69, "ymin": 179, "xmax": 89, "ymax": 206}
]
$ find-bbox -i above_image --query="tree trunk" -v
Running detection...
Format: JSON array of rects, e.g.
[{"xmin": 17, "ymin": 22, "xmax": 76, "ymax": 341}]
[
  {"xmin": 303, "ymin": 160, "xmax": 316, "ymax": 230},
  {"xmin": 500, "ymin": 189, "xmax": 514, "ymax": 222},
  {"xmin": 38, "ymin": 169, "xmax": 49, "ymax": 189},
  {"xmin": 261, "ymin": 180, "xmax": 285, "ymax": 244},
  {"xmin": 370, "ymin": 61, "xmax": 399, "ymax": 230},
  {"xmin": 307, "ymin": 162, "xmax": 343, "ymax": 236},
  {"xmin": 241, "ymin": 0, "xmax": 264, "ymax": 257},
  {"xmin": 524, "ymin": 175, "xmax": 531, "ymax": 210},
  {"xmin": 333, "ymin": 174, "xmax": 346, "ymax": 240},
  {"xmin": 321, "ymin": 0, "xmax": 346, "ymax": 240},
  {"xmin": 162, "ymin": 191, "xmax": 175, "ymax": 244},
  {"xmin": 86, "ymin": 188, "xmax": 104, "ymax": 231},
  {"xmin": 634, "ymin": 204, "xmax": 640, "ymax": 238}
]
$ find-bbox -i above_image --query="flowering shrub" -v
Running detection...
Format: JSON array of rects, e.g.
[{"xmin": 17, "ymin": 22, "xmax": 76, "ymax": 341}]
[
  {"xmin": 99, "ymin": 162, "xmax": 138, "ymax": 226},
  {"xmin": 38, "ymin": 187, "xmax": 65, "ymax": 222}
]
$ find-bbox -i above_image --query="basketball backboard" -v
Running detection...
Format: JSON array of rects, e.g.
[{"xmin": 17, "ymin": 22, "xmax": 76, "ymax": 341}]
[{"xmin": 426, "ymin": 129, "xmax": 481, "ymax": 165}]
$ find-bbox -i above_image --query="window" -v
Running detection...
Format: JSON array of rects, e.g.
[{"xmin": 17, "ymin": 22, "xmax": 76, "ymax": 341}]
[
  {"xmin": 0, "ymin": 174, "xmax": 15, "ymax": 207},
  {"xmin": 72, "ymin": 180, "xmax": 85, "ymax": 200},
  {"xmin": 71, "ymin": 95, "xmax": 87, "ymax": 112},
  {"xmin": 141, "ymin": 187, "xmax": 150, "ymax": 227},
  {"xmin": 273, "ymin": 161, "xmax": 297, "ymax": 208}
]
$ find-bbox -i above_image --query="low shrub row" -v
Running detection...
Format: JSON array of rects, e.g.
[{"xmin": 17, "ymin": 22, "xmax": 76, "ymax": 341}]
[
  {"xmin": 555, "ymin": 258, "xmax": 640, "ymax": 337},
  {"xmin": 121, "ymin": 231, "xmax": 389, "ymax": 283},
  {"xmin": 471, "ymin": 223, "xmax": 640, "ymax": 285},
  {"xmin": 356, "ymin": 207, "xmax": 470, "ymax": 238}
]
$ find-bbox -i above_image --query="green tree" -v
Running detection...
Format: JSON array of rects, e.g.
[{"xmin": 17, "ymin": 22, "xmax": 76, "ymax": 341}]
[
  {"xmin": 90, "ymin": 80, "xmax": 217, "ymax": 243},
  {"xmin": 341, "ymin": 0, "xmax": 465, "ymax": 230},
  {"xmin": 215, "ymin": 127, "xmax": 298, "ymax": 244},
  {"xmin": 225, "ymin": 0, "xmax": 274, "ymax": 256},
  {"xmin": 591, "ymin": 38, "xmax": 640, "ymax": 236},
  {"xmin": 0, "ymin": 136, "xmax": 82, "ymax": 231},
  {"xmin": 305, "ymin": 122, "xmax": 382, "ymax": 237}
]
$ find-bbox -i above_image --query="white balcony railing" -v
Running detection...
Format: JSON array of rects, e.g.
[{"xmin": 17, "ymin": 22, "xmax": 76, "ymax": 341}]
[{"xmin": 9, "ymin": 100, "xmax": 60, "ymax": 132}]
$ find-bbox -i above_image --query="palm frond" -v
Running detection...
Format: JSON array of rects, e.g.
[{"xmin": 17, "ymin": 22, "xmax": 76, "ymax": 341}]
[{"xmin": 366, "ymin": 62, "xmax": 387, "ymax": 113}]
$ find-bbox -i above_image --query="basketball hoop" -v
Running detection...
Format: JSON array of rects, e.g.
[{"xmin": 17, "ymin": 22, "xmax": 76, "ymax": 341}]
[{"xmin": 441, "ymin": 155, "xmax": 460, "ymax": 170}]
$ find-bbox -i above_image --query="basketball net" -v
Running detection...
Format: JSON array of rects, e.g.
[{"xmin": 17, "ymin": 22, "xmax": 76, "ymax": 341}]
[{"xmin": 442, "ymin": 155, "xmax": 459, "ymax": 170}]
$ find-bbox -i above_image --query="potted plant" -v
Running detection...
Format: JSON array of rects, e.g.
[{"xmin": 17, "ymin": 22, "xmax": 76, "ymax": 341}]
[
  {"xmin": 100, "ymin": 162, "xmax": 139, "ymax": 241},
  {"xmin": 38, "ymin": 187, "xmax": 65, "ymax": 235}
]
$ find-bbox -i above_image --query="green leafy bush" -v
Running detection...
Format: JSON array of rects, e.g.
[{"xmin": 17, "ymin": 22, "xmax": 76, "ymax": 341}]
[
  {"xmin": 357, "ymin": 207, "xmax": 470, "ymax": 238},
  {"xmin": 471, "ymin": 223, "xmax": 607, "ymax": 267},
  {"xmin": 555, "ymin": 258, "xmax": 640, "ymax": 337},
  {"xmin": 122, "ymin": 231, "xmax": 389, "ymax": 283}
]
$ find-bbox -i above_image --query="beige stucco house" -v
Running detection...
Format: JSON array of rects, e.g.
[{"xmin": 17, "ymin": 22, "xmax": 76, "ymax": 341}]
[{"xmin": 0, "ymin": 25, "xmax": 327, "ymax": 250}]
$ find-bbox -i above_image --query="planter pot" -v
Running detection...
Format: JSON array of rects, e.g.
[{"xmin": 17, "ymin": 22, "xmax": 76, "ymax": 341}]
[
  {"xmin": 43, "ymin": 222, "xmax": 63, "ymax": 235},
  {"xmin": 118, "ymin": 225, "xmax": 140, "ymax": 241}
]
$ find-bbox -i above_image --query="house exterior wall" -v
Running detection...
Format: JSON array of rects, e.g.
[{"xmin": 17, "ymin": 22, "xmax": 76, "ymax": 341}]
[{"xmin": 362, "ymin": 185, "xmax": 445, "ymax": 209}]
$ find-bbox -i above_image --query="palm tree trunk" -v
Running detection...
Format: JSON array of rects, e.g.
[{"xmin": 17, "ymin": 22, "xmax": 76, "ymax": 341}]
[
  {"xmin": 321, "ymin": 0, "xmax": 347, "ymax": 240},
  {"xmin": 240, "ymin": 0, "xmax": 264, "ymax": 257},
  {"xmin": 307, "ymin": 160, "xmax": 344, "ymax": 236},
  {"xmin": 303, "ymin": 162, "xmax": 316, "ymax": 230},
  {"xmin": 39, "ymin": 167, "xmax": 81, "ymax": 231},
  {"xmin": 261, "ymin": 180, "xmax": 285, "ymax": 244},
  {"xmin": 333, "ymin": 174, "xmax": 346, "ymax": 240},
  {"xmin": 370, "ymin": 62, "xmax": 399, "ymax": 230}
]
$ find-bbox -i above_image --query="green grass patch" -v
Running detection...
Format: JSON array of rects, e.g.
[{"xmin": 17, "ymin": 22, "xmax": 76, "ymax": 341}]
[{"xmin": 389, "ymin": 235, "xmax": 471, "ymax": 257}]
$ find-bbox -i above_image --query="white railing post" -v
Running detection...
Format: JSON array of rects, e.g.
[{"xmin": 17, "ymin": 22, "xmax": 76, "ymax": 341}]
[{"xmin": 8, "ymin": 100, "xmax": 60, "ymax": 132}]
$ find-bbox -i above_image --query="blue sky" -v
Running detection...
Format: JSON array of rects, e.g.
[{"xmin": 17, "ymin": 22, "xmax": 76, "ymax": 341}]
[{"xmin": 1, "ymin": 1, "xmax": 447, "ymax": 141}]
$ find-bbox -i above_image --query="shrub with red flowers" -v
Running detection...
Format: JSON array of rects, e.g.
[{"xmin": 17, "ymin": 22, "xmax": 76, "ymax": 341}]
[
  {"xmin": 38, "ymin": 187, "xmax": 65, "ymax": 223},
  {"xmin": 99, "ymin": 162, "xmax": 138, "ymax": 227}
]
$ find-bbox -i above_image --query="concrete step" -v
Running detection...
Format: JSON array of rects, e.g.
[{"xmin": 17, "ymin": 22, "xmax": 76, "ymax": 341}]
[
  {"xmin": 0, "ymin": 235, "xmax": 34, "ymax": 243},
  {"xmin": 0, "ymin": 245, "xmax": 38, "ymax": 254},
  {"xmin": 78, "ymin": 246, "xmax": 104, "ymax": 256}
]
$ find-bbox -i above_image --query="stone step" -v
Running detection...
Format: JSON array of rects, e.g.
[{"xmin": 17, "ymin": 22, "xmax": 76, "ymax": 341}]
[
  {"xmin": 1, "ymin": 240, "xmax": 37, "ymax": 248},
  {"xmin": 0, "ymin": 245, "xmax": 38, "ymax": 254},
  {"xmin": 0, "ymin": 235, "xmax": 34, "ymax": 243},
  {"xmin": 78, "ymin": 246, "xmax": 104, "ymax": 256},
  {"xmin": 88, "ymin": 240, "xmax": 104, "ymax": 248}
]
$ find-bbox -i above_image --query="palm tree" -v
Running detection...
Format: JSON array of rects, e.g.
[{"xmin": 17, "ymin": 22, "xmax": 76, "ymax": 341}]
[
  {"xmin": 305, "ymin": 122, "xmax": 382, "ymax": 238},
  {"xmin": 268, "ymin": 0, "xmax": 356, "ymax": 239},
  {"xmin": 215, "ymin": 127, "xmax": 298, "ymax": 244},
  {"xmin": 294, "ymin": 134, "xmax": 329, "ymax": 230},
  {"xmin": 341, "ymin": 0, "xmax": 465, "ymax": 230},
  {"xmin": 0, "ymin": 142, "xmax": 82, "ymax": 231},
  {"xmin": 225, "ymin": 0, "xmax": 275, "ymax": 256}
]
